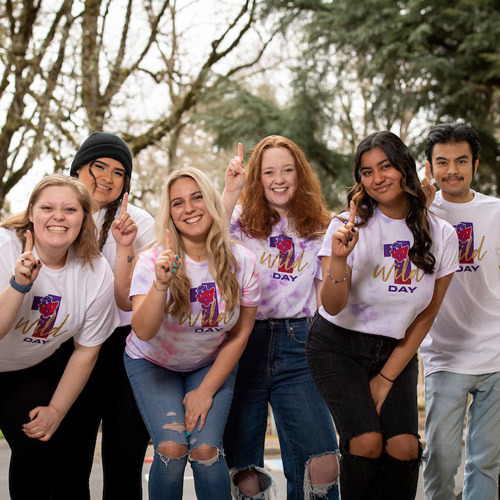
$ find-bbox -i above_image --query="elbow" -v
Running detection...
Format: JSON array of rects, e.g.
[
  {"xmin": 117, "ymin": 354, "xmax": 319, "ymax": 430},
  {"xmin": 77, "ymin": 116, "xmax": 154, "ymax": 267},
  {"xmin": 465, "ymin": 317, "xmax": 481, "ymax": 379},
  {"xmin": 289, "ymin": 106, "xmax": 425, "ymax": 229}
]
[{"xmin": 130, "ymin": 321, "xmax": 155, "ymax": 342}]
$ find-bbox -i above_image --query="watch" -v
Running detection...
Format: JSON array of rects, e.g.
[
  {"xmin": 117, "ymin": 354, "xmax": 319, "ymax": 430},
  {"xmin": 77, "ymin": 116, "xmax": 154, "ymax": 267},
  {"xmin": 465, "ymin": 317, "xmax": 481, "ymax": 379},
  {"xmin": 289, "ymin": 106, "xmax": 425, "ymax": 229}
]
[{"xmin": 10, "ymin": 276, "xmax": 33, "ymax": 293}]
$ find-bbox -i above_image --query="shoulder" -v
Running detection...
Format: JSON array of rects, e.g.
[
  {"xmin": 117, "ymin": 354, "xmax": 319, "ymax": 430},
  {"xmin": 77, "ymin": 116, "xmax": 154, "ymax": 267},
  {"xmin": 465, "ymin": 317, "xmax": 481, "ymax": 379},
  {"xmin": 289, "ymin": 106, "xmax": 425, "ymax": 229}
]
[
  {"xmin": 127, "ymin": 203, "xmax": 154, "ymax": 223},
  {"xmin": 230, "ymin": 241, "xmax": 257, "ymax": 263},
  {"xmin": 427, "ymin": 211, "xmax": 456, "ymax": 235},
  {"xmin": 0, "ymin": 228, "xmax": 21, "ymax": 253}
]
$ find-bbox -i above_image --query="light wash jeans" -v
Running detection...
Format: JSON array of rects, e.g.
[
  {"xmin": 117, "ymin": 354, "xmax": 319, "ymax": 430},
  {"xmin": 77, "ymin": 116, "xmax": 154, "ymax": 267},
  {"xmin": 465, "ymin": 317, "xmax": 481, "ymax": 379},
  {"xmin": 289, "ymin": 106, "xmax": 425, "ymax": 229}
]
[
  {"xmin": 423, "ymin": 370, "xmax": 500, "ymax": 500},
  {"xmin": 125, "ymin": 354, "xmax": 235, "ymax": 500}
]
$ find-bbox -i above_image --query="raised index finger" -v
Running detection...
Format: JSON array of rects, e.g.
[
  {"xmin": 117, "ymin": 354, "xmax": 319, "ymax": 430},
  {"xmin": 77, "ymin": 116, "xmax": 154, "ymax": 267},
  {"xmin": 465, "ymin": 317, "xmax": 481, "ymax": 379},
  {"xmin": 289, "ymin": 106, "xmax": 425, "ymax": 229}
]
[
  {"xmin": 164, "ymin": 229, "xmax": 172, "ymax": 251},
  {"xmin": 119, "ymin": 192, "xmax": 128, "ymax": 217},
  {"xmin": 424, "ymin": 161, "xmax": 432, "ymax": 182},
  {"xmin": 25, "ymin": 230, "xmax": 33, "ymax": 252},
  {"xmin": 348, "ymin": 200, "xmax": 356, "ymax": 225},
  {"xmin": 238, "ymin": 143, "xmax": 244, "ymax": 163}
]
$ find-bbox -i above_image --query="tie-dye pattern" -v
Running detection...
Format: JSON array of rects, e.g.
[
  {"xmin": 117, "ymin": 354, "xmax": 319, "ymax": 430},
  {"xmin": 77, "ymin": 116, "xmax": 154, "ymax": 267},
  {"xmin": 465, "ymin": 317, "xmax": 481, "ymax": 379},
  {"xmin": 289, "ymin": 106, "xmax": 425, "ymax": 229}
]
[
  {"xmin": 125, "ymin": 243, "xmax": 260, "ymax": 371},
  {"xmin": 229, "ymin": 206, "xmax": 323, "ymax": 320}
]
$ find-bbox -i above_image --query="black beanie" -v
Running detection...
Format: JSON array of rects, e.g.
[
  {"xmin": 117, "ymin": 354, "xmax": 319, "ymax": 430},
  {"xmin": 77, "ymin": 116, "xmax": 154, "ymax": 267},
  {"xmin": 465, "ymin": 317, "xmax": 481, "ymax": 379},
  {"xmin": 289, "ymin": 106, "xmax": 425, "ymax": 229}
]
[{"xmin": 70, "ymin": 132, "xmax": 133, "ymax": 178}]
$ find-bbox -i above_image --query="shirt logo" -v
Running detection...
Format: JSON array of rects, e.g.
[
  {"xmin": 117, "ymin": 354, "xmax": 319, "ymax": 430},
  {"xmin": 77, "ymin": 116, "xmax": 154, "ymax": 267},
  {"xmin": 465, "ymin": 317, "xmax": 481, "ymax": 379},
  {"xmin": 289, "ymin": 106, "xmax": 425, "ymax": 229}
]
[
  {"xmin": 190, "ymin": 283, "xmax": 219, "ymax": 327},
  {"xmin": 384, "ymin": 241, "xmax": 411, "ymax": 284}
]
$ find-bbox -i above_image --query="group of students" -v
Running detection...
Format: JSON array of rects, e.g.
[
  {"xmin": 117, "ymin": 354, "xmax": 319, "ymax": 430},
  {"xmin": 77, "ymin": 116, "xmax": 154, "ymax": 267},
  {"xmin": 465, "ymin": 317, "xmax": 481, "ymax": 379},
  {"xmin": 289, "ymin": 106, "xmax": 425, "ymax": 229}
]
[{"xmin": 0, "ymin": 123, "xmax": 498, "ymax": 500}]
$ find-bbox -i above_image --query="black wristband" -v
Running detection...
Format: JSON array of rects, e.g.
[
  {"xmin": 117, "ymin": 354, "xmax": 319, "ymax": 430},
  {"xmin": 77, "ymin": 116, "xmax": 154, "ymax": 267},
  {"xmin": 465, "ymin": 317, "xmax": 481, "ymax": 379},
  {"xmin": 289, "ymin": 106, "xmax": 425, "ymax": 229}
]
[
  {"xmin": 379, "ymin": 372, "xmax": 395, "ymax": 383},
  {"xmin": 10, "ymin": 276, "xmax": 33, "ymax": 294}
]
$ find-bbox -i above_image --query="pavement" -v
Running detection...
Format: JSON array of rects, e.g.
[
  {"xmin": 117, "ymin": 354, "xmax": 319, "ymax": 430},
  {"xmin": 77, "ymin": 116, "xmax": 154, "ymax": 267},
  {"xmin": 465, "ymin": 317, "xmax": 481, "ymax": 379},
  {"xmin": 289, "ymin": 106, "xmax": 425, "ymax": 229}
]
[{"xmin": 0, "ymin": 431, "xmax": 470, "ymax": 499}]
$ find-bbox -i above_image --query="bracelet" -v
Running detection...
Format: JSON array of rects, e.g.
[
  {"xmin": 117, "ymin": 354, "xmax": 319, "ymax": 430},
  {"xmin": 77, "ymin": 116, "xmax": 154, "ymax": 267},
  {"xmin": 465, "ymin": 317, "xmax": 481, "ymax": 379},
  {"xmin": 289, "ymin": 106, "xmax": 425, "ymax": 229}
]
[
  {"xmin": 379, "ymin": 372, "xmax": 395, "ymax": 383},
  {"xmin": 153, "ymin": 280, "xmax": 168, "ymax": 292},
  {"xmin": 326, "ymin": 268, "xmax": 348, "ymax": 284},
  {"xmin": 10, "ymin": 276, "xmax": 33, "ymax": 293}
]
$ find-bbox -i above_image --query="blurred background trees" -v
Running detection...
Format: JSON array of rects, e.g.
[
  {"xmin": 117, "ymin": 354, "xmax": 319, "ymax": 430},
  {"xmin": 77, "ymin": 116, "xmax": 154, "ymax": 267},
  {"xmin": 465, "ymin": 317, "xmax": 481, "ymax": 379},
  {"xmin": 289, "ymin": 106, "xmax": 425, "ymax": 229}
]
[{"xmin": 1, "ymin": 0, "xmax": 499, "ymax": 215}]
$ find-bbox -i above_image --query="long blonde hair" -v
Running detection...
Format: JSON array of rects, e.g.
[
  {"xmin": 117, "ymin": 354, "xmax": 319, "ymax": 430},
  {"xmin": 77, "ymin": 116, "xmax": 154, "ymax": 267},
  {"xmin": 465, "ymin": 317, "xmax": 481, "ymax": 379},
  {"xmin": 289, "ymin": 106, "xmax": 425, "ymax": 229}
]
[
  {"xmin": 0, "ymin": 174, "xmax": 99, "ymax": 266},
  {"xmin": 155, "ymin": 167, "xmax": 239, "ymax": 315}
]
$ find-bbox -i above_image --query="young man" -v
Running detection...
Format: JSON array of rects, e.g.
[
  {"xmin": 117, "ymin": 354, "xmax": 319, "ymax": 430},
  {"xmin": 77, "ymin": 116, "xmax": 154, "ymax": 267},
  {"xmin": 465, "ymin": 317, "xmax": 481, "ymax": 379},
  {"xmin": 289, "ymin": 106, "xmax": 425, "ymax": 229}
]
[{"xmin": 420, "ymin": 123, "xmax": 500, "ymax": 500}]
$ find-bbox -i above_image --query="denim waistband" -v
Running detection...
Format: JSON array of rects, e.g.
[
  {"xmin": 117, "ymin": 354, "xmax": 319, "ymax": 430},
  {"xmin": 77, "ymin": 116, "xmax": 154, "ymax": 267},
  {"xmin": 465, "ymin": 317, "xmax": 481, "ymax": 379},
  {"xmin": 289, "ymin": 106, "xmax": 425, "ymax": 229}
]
[{"xmin": 256, "ymin": 317, "xmax": 312, "ymax": 326}]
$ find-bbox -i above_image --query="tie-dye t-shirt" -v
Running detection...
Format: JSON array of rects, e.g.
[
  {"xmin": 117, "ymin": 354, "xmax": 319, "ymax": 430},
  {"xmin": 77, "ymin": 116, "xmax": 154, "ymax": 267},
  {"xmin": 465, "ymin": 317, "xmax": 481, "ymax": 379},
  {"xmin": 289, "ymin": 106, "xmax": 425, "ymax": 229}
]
[
  {"xmin": 125, "ymin": 242, "xmax": 260, "ymax": 371},
  {"xmin": 229, "ymin": 205, "xmax": 323, "ymax": 320},
  {"xmin": 318, "ymin": 207, "xmax": 459, "ymax": 340}
]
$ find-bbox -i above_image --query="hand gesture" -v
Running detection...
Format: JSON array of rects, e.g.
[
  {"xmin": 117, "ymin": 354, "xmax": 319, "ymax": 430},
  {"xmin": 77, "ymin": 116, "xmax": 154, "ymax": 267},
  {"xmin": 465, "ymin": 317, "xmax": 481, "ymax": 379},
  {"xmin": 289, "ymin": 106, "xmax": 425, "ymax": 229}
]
[
  {"xmin": 421, "ymin": 161, "xmax": 436, "ymax": 208},
  {"xmin": 154, "ymin": 229, "xmax": 179, "ymax": 287},
  {"xmin": 111, "ymin": 193, "xmax": 138, "ymax": 247},
  {"xmin": 183, "ymin": 388, "xmax": 213, "ymax": 435},
  {"xmin": 224, "ymin": 143, "xmax": 245, "ymax": 194},
  {"xmin": 369, "ymin": 374, "xmax": 393, "ymax": 415},
  {"xmin": 15, "ymin": 230, "xmax": 42, "ymax": 286},
  {"xmin": 22, "ymin": 405, "xmax": 62, "ymax": 442},
  {"xmin": 330, "ymin": 201, "xmax": 359, "ymax": 259}
]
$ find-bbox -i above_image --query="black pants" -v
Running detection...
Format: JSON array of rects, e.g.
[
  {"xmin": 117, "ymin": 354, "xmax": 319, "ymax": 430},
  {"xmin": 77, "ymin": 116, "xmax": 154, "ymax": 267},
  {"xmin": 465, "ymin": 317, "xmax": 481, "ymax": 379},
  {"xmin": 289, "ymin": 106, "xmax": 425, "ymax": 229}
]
[
  {"xmin": 0, "ymin": 348, "xmax": 67, "ymax": 500},
  {"xmin": 52, "ymin": 325, "xmax": 150, "ymax": 500}
]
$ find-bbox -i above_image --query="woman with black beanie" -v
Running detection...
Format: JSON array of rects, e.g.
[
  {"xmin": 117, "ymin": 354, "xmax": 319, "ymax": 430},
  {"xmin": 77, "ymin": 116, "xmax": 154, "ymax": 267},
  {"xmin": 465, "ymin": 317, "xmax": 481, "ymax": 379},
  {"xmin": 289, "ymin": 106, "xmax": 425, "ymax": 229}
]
[{"xmin": 53, "ymin": 132, "xmax": 154, "ymax": 500}]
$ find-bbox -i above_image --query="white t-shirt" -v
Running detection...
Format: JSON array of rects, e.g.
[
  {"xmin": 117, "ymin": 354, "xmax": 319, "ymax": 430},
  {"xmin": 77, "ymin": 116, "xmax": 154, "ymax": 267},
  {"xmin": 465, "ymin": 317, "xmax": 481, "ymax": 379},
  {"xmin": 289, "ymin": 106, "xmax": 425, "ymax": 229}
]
[
  {"xmin": 229, "ymin": 205, "xmax": 323, "ymax": 320},
  {"xmin": 95, "ymin": 203, "xmax": 155, "ymax": 325},
  {"xmin": 0, "ymin": 228, "xmax": 120, "ymax": 372},
  {"xmin": 318, "ymin": 207, "xmax": 459, "ymax": 340},
  {"xmin": 125, "ymin": 243, "xmax": 260, "ymax": 372},
  {"xmin": 420, "ymin": 191, "xmax": 500, "ymax": 375}
]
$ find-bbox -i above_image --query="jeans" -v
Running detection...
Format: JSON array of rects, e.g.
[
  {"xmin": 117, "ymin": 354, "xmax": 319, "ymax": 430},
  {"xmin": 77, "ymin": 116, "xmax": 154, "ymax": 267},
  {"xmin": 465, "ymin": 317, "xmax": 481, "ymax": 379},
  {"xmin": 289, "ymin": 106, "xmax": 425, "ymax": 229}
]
[
  {"xmin": 306, "ymin": 313, "xmax": 420, "ymax": 500},
  {"xmin": 0, "ymin": 349, "xmax": 67, "ymax": 500},
  {"xmin": 125, "ymin": 354, "xmax": 235, "ymax": 500},
  {"xmin": 423, "ymin": 371, "xmax": 500, "ymax": 500},
  {"xmin": 52, "ymin": 326, "xmax": 150, "ymax": 500},
  {"xmin": 224, "ymin": 318, "xmax": 339, "ymax": 500}
]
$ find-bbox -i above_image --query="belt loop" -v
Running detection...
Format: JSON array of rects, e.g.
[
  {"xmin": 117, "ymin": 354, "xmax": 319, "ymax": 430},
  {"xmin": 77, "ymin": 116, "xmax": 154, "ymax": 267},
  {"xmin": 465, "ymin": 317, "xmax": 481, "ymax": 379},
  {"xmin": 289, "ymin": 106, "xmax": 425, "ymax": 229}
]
[{"xmin": 285, "ymin": 318, "xmax": 291, "ymax": 332}]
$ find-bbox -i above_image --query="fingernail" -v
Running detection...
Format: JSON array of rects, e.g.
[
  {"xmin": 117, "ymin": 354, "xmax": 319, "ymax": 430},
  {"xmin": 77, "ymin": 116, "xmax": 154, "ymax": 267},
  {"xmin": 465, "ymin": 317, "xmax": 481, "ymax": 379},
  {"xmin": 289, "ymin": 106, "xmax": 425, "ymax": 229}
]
[
  {"xmin": 20, "ymin": 259, "xmax": 24, "ymax": 263},
  {"xmin": 186, "ymin": 431, "xmax": 191, "ymax": 438},
  {"xmin": 198, "ymin": 427, "xmax": 202, "ymax": 432},
  {"xmin": 173, "ymin": 262, "xmax": 178, "ymax": 268},
  {"xmin": 38, "ymin": 260, "xmax": 41, "ymax": 265},
  {"xmin": 171, "ymin": 268, "xmax": 176, "ymax": 274},
  {"xmin": 33, "ymin": 264, "xmax": 37, "ymax": 269},
  {"xmin": 351, "ymin": 228, "xmax": 356, "ymax": 233},
  {"xmin": 175, "ymin": 255, "xmax": 179, "ymax": 260},
  {"xmin": 349, "ymin": 237, "xmax": 353, "ymax": 242}
]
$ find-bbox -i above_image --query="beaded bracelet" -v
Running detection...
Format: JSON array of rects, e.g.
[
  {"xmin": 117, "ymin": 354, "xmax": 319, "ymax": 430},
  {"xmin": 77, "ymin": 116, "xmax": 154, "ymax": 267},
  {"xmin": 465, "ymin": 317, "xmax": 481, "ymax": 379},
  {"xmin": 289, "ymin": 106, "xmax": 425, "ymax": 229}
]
[
  {"xmin": 326, "ymin": 268, "xmax": 348, "ymax": 284},
  {"xmin": 379, "ymin": 372, "xmax": 395, "ymax": 383},
  {"xmin": 153, "ymin": 280, "xmax": 168, "ymax": 292}
]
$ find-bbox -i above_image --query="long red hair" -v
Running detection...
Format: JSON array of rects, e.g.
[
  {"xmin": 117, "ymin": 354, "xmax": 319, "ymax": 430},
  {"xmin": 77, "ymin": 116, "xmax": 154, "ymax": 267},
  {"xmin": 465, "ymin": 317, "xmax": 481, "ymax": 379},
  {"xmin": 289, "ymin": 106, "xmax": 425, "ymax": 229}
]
[{"xmin": 239, "ymin": 135, "xmax": 331, "ymax": 239}]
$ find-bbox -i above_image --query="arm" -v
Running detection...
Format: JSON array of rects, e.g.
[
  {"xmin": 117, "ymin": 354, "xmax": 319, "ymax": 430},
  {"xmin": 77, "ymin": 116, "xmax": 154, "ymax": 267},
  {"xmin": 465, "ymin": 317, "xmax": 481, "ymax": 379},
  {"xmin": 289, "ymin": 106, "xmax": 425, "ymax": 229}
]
[
  {"xmin": 421, "ymin": 161, "xmax": 437, "ymax": 209},
  {"xmin": 183, "ymin": 305, "xmax": 257, "ymax": 433},
  {"xmin": 111, "ymin": 194, "xmax": 139, "ymax": 311},
  {"xmin": 22, "ymin": 341, "xmax": 100, "ymax": 441},
  {"xmin": 221, "ymin": 143, "xmax": 245, "ymax": 223},
  {"xmin": 314, "ymin": 277, "xmax": 322, "ymax": 307},
  {"xmin": 131, "ymin": 230, "xmax": 179, "ymax": 341},
  {"xmin": 369, "ymin": 273, "xmax": 454, "ymax": 414},
  {"xmin": 320, "ymin": 201, "xmax": 359, "ymax": 316},
  {"xmin": 0, "ymin": 230, "xmax": 42, "ymax": 339}
]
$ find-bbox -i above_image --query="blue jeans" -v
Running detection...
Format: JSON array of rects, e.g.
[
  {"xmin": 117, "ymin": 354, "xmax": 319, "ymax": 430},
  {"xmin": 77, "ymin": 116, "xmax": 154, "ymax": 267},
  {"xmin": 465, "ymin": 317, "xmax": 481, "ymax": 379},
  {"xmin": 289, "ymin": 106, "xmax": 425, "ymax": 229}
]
[
  {"xmin": 224, "ymin": 318, "xmax": 339, "ymax": 500},
  {"xmin": 423, "ymin": 371, "xmax": 500, "ymax": 500},
  {"xmin": 124, "ymin": 354, "xmax": 235, "ymax": 500}
]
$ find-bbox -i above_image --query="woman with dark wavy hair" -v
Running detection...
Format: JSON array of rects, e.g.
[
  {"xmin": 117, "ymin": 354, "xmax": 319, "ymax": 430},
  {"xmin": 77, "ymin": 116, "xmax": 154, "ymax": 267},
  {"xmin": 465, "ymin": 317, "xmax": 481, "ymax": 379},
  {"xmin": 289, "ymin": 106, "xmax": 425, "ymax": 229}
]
[
  {"xmin": 306, "ymin": 131, "xmax": 459, "ymax": 500},
  {"xmin": 222, "ymin": 136, "xmax": 340, "ymax": 500}
]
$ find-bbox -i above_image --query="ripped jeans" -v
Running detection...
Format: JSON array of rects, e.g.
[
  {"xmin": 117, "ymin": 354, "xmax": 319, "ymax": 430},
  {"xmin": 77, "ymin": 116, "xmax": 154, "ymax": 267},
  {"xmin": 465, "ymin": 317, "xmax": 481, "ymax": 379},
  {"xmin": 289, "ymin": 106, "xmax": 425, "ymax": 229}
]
[
  {"xmin": 224, "ymin": 318, "xmax": 339, "ymax": 499},
  {"xmin": 125, "ymin": 354, "xmax": 235, "ymax": 500}
]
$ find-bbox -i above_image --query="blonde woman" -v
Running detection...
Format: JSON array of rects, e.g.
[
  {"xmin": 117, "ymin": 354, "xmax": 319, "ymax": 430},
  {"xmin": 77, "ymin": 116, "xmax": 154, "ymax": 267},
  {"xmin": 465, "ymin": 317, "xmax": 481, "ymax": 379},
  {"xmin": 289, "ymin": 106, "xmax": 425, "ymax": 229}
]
[
  {"xmin": 0, "ymin": 174, "xmax": 119, "ymax": 499},
  {"xmin": 124, "ymin": 167, "xmax": 260, "ymax": 500}
]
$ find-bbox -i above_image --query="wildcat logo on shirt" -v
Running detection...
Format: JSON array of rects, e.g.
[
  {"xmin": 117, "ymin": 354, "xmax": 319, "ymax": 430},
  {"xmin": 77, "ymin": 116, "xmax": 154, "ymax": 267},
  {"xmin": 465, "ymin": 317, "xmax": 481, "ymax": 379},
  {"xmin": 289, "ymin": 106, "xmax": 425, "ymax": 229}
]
[
  {"xmin": 372, "ymin": 240, "xmax": 424, "ymax": 293},
  {"xmin": 186, "ymin": 282, "xmax": 224, "ymax": 333},
  {"xmin": 454, "ymin": 222, "xmax": 486, "ymax": 272},
  {"xmin": 14, "ymin": 294, "xmax": 69, "ymax": 344},
  {"xmin": 262, "ymin": 234, "xmax": 308, "ymax": 281}
]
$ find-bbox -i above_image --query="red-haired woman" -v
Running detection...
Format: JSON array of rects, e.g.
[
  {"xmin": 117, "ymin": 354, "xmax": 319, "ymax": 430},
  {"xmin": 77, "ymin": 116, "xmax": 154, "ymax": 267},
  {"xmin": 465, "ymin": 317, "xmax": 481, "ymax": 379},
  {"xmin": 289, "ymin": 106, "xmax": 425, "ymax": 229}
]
[{"xmin": 222, "ymin": 136, "xmax": 339, "ymax": 500}]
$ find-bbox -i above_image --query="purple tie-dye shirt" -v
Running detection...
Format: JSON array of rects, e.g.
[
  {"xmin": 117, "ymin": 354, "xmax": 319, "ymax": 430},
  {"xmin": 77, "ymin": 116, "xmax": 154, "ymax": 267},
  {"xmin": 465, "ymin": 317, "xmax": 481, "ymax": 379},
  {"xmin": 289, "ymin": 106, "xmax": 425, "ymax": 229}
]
[
  {"xmin": 125, "ymin": 243, "xmax": 260, "ymax": 371},
  {"xmin": 229, "ymin": 206, "xmax": 323, "ymax": 320}
]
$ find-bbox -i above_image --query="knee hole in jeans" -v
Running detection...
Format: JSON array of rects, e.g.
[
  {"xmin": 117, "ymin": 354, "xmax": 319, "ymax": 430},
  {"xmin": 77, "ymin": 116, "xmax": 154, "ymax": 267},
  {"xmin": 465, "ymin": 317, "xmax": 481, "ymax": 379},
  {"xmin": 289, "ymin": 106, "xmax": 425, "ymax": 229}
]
[
  {"xmin": 306, "ymin": 452, "xmax": 339, "ymax": 485},
  {"xmin": 189, "ymin": 444, "xmax": 219, "ymax": 463},
  {"xmin": 233, "ymin": 467, "xmax": 263, "ymax": 496},
  {"xmin": 348, "ymin": 432, "xmax": 383, "ymax": 459},
  {"xmin": 385, "ymin": 434, "xmax": 420, "ymax": 461},
  {"xmin": 157, "ymin": 441, "xmax": 188, "ymax": 459}
]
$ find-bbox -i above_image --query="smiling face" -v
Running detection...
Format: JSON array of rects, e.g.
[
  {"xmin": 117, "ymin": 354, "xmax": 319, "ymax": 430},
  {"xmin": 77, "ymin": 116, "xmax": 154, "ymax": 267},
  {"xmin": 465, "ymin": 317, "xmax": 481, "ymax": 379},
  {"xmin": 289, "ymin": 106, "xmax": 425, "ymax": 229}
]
[
  {"xmin": 29, "ymin": 186, "xmax": 84, "ymax": 264},
  {"xmin": 77, "ymin": 157, "xmax": 126, "ymax": 209},
  {"xmin": 430, "ymin": 141, "xmax": 478, "ymax": 203},
  {"xmin": 169, "ymin": 177, "xmax": 213, "ymax": 243},
  {"xmin": 359, "ymin": 147, "xmax": 407, "ymax": 219},
  {"xmin": 260, "ymin": 147, "xmax": 298, "ymax": 217}
]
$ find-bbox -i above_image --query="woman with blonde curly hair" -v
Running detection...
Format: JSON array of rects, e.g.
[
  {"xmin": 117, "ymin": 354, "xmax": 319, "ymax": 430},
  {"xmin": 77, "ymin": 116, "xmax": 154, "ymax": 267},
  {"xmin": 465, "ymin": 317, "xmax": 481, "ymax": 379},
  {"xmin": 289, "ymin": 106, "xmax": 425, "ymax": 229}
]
[
  {"xmin": 0, "ymin": 173, "xmax": 119, "ymax": 499},
  {"xmin": 125, "ymin": 167, "xmax": 260, "ymax": 500},
  {"xmin": 222, "ymin": 136, "xmax": 340, "ymax": 500}
]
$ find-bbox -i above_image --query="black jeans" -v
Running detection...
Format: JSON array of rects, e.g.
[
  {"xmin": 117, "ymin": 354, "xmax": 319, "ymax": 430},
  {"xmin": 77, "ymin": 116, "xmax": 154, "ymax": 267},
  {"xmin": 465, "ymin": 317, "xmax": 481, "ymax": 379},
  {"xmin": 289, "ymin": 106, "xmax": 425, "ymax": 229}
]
[
  {"xmin": 306, "ymin": 313, "xmax": 420, "ymax": 500},
  {"xmin": 0, "ymin": 348, "xmax": 67, "ymax": 500},
  {"xmin": 52, "ymin": 325, "xmax": 150, "ymax": 500}
]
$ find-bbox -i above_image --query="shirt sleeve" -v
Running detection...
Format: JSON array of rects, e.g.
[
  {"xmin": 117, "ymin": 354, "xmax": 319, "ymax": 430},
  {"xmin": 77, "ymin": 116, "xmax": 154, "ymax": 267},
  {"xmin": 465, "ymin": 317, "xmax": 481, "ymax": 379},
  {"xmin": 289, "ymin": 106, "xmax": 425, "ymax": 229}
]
[
  {"xmin": 237, "ymin": 246, "xmax": 261, "ymax": 308},
  {"xmin": 130, "ymin": 248, "xmax": 158, "ymax": 298},
  {"xmin": 435, "ymin": 220, "xmax": 460, "ymax": 279}
]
